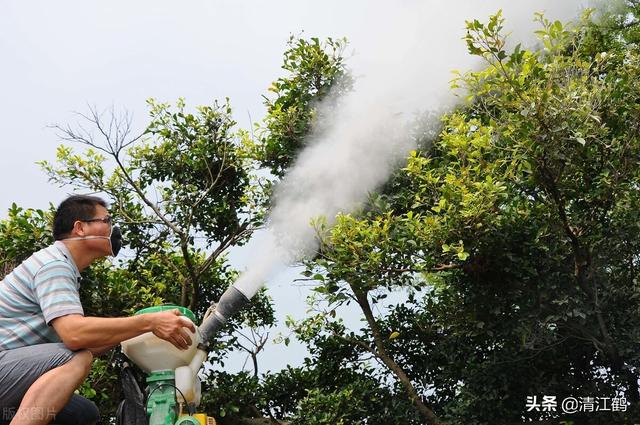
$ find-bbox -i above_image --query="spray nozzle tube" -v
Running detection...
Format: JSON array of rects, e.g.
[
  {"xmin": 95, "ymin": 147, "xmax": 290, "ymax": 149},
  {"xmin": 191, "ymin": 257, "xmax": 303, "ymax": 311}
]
[{"xmin": 198, "ymin": 285, "xmax": 250, "ymax": 349}]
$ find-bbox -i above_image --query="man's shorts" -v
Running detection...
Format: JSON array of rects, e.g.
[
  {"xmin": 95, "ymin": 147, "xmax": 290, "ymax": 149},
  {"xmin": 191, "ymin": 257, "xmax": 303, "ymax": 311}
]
[{"xmin": 0, "ymin": 343, "xmax": 99, "ymax": 425}]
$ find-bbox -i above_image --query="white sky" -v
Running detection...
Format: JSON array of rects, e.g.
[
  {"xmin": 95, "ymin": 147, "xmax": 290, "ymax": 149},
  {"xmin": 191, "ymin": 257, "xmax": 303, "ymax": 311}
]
[{"xmin": 0, "ymin": 0, "xmax": 588, "ymax": 373}]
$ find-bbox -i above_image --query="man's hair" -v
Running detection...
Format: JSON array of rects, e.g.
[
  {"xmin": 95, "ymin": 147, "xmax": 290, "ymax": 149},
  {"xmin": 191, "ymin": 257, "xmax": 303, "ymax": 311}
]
[{"xmin": 53, "ymin": 195, "xmax": 108, "ymax": 241}]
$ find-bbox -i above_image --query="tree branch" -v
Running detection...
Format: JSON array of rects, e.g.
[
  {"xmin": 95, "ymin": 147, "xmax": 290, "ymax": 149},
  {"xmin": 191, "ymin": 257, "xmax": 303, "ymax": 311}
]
[{"xmin": 349, "ymin": 285, "xmax": 443, "ymax": 425}]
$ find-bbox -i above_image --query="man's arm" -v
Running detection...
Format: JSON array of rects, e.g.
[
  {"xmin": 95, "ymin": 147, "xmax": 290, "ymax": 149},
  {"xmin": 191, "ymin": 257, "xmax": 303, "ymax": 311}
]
[
  {"xmin": 88, "ymin": 344, "xmax": 117, "ymax": 356},
  {"xmin": 51, "ymin": 310, "xmax": 196, "ymax": 351}
]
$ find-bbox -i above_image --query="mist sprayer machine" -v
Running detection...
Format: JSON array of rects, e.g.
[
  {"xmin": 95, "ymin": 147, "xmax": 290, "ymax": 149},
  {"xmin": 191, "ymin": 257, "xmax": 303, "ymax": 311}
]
[{"xmin": 118, "ymin": 285, "xmax": 251, "ymax": 425}]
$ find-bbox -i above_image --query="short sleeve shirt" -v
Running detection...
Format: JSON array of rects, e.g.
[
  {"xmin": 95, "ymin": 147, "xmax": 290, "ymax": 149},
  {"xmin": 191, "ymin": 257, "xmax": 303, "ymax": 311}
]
[{"xmin": 0, "ymin": 241, "xmax": 83, "ymax": 351}]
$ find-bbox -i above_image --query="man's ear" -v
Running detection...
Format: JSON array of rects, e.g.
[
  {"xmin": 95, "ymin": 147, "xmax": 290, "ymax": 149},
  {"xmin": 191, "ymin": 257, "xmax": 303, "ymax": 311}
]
[{"xmin": 71, "ymin": 220, "xmax": 86, "ymax": 237}]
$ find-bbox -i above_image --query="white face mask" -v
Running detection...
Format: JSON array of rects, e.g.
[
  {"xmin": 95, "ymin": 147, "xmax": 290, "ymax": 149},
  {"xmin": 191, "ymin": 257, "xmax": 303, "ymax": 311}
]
[{"xmin": 65, "ymin": 225, "xmax": 123, "ymax": 257}]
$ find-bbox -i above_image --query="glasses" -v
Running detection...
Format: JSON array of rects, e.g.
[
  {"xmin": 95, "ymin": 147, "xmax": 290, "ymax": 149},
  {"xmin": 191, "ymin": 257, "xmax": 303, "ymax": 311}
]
[{"xmin": 81, "ymin": 216, "xmax": 112, "ymax": 225}]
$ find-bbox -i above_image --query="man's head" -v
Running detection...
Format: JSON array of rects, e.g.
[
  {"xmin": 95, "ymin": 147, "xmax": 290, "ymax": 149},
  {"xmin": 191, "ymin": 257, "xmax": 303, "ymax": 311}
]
[
  {"xmin": 53, "ymin": 195, "xmax": 109, "ymax": 241},
  {"xmin": 53, "ymin": 195, "xmax": 123, "ymax": 271}
]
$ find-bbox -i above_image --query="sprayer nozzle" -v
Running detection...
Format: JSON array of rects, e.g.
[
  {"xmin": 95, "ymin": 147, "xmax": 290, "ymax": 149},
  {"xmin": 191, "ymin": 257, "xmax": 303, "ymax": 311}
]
[{"xmin": 198, "ymin": 285, "xmax": 250, "ymax": 348}]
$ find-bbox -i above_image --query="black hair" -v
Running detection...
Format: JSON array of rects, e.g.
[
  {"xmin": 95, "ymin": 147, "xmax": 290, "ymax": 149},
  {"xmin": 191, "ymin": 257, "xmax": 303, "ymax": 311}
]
[{"xmin": 53, "ymin": 195, "xmax": 108, "ymax": 241}]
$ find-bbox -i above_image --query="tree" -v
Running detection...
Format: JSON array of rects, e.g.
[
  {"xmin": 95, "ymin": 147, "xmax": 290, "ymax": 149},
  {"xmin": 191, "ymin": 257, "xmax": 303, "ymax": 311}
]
[
  {"xmin": 42, "ymin": 98, "xmax": 264, "ymax": 313},
  {"xmin": 0, "ymin": 32, "xmax": 353, "ymax": 422},
  {"xmin": 0, "ymin": 204, "xmax": 53, "ymax": 278},
  {"xmin": 30, "ymin": 97, "xmax": 275, "ymax": 418},
  {"xmin": 193, "ymin": 35, "xmax": 356, "ymax": 424},
  {"xmin": 250, "ymin": 35, "xmax": 353, "ymax": 178},
  {"xmin": 18, "ymin": 33, "xmax": 352, "ymax": 422},
  {"xmin": 280, "ymin": 7, "xmax": 640, "ymax": 425}
]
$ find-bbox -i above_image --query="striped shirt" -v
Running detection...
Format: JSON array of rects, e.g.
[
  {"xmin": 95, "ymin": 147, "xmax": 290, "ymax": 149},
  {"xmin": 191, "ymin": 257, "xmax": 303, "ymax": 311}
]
[{"xmin": 0, "ymin": 241, "xmax": 83, "ymax": 351}]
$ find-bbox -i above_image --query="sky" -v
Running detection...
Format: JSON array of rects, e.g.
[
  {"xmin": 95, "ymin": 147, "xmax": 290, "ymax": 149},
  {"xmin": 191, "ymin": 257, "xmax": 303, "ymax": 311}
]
[{"xmin": 0, "ymin": 0, "xmax": 591, "ymax": 373}]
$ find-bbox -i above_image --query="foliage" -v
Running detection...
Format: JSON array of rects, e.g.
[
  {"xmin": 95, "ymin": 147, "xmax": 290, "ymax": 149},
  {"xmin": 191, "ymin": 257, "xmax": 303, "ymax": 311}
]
[
  {"xmin": 250, "ymin": 35, "xmax": 353, "ymax": 178},
  {"xmin": 0, "ymin": 204, "xmax": 53, "ymax": 278},
  {"xmin": 7, "ymin": 6, "xmax": 640, "ymax": 423},
  {"xmin": 40, "ymin": 98, "xmax": 262, "ymax": 313},
  {"xmin": 26, "ymin": 97, "xmax": 274, "ymax": 418},
  {"xmin": 0, "ymin": 34, "xmax": 349, "ymax": 422},
  {"xmin": 270, "ymin": 326, "xmax": 424, "ymax": 425},
  {"xmin": 285, "ymin": 7, "xmax": 640, "ymax": 425}
]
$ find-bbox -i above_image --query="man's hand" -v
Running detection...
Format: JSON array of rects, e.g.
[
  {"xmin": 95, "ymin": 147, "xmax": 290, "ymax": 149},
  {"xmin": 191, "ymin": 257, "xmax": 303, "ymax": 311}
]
[{"xmin": 148, "ymin": 309, "xmax": 196, "ymax": 350}]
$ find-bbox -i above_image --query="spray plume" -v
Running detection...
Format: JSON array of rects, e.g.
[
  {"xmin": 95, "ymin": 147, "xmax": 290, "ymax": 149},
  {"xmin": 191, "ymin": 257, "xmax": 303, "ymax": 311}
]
[{"xmin": 233, "ymin": 0, "xmax": 591, "ymax": 299}]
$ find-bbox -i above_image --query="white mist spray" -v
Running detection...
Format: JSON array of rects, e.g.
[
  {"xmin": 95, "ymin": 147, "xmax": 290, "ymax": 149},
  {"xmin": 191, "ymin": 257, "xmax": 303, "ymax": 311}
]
[{"xmin": 233, "ymin": 0, "xmax": 590, "ymax": 299}]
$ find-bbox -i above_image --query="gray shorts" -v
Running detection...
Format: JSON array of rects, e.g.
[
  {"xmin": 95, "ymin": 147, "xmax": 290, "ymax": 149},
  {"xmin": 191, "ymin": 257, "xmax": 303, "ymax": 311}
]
[{"xmin": 0, "ymin": 343, "xmax": 99, "ymax": 425}]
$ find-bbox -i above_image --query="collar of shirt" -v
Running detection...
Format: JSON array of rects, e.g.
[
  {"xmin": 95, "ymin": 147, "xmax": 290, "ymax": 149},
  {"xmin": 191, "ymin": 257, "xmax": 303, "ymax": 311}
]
[{"xmin": 53, "ymin": 240, "xmax": 82, "ymax": 281}]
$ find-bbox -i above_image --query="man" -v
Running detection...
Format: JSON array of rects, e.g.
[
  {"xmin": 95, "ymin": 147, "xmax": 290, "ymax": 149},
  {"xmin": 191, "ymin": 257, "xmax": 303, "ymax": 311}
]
[{"xmin": 0, "ymin": 195, "xmax": 195, "ymax": 425}]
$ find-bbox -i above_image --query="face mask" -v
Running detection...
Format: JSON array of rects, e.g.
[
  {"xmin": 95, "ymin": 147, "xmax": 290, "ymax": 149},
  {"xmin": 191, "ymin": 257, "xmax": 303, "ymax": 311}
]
[
  {"xmin": 109, "ymin": 226, "xmax": 123, "ymax": 257},
  {"xmin": 65, "ymin": 225, "xmax": 123, "ymax": 257}
]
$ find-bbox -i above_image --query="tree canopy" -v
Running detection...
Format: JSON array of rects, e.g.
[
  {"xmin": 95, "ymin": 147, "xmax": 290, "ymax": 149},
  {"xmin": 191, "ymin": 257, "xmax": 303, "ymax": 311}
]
[{"xmin": 3, "ymin": 4, "xmax": 640, "ymax": 425}]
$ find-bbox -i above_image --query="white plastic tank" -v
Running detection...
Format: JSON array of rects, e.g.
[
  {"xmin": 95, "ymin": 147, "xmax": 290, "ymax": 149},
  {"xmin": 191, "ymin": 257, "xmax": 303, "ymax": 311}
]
[{"xmin": 121, "ymin": 306, "xmax": 201, "ymax": 373}]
